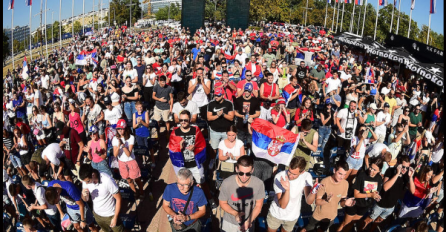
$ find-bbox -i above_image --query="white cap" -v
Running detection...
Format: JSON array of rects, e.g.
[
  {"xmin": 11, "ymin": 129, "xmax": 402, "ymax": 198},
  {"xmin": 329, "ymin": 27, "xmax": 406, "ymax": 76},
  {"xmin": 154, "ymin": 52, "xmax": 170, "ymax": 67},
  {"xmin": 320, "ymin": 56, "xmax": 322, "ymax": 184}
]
[{"xmin": 369, "ymin": 103, "xmax": 378, "ymax": 110}]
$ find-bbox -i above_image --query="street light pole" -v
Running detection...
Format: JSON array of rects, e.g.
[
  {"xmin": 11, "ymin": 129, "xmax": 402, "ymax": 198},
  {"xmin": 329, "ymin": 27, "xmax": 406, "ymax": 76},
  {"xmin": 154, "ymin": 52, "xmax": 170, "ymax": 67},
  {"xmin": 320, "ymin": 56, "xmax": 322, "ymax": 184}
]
[{"xmin": 126, "ymin": 1, "xmax": 137, "ymax": 29}]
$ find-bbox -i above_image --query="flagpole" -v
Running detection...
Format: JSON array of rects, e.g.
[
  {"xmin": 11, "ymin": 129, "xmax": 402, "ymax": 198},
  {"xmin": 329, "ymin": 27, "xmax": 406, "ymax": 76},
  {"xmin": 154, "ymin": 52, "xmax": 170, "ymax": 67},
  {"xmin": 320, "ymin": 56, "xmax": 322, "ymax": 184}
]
[
  {"xmin": 427, "ymin": 13, "xmax": 431, "ymax": 44},
  {"xmin": 59, "ymin": 0, "xmax": 62, "ymax": 49},
  {"xmin": 336, "ymin": 1, "xmax": 341, "ymax": 32},
  {"xmin": 408, "ymin": 8, "xmax": 412, "ymax": 37},
  {"xmin": 325, "ymin": 2, "xmax": 328, "ymax": 28},
  {"xmin": 45, "ymin": 0, "xmax": 48, "ymax": 60},
  {"xmin": 357, "ymin": 4, "xmax": 362, "ymax": 34},
  {"xmin": 396, "ymin": 0, "xmax": 402, "ymax": 34},
  {"xmin": 332, "ymin": 1, "xmax": 336, "ymax": 31},
  {"xmin": 11, "ymin": 7, "xmax": 15, "ymax": 69},
  {"xmin": 72, "ymin": 0, "xmax": 74, "ymax": 36},
  {"xmin": 340, "ymin": 2, "xmax": 345, "ymax": 32},
  {"xmin": 390, "ymin": 1, "xmax": 395, "ymax": 32},
  {"xmin": 83, "ymin": 0, "xmax": 85, "ymax": 34},
  {"xmin": 350, "ymin": 3, "xmax": 356, "ymax": 33},
  {"xmin": 30, "ymin": 4, "xmax": 33, "ymax": 61},
  {"xmin": 305, "ymin": 0, "xmax": 309, "ymax": 26},
  {"xmin": 374, "ymin": 0, "xmax": 379, "ymax": 40},
  {"xmin": 361, "ymin": 0, "xmax": 368, "ymax": 36},
  {"xmin": 93, "ymin": 0, "xmax": 95, "ymax": 30}
]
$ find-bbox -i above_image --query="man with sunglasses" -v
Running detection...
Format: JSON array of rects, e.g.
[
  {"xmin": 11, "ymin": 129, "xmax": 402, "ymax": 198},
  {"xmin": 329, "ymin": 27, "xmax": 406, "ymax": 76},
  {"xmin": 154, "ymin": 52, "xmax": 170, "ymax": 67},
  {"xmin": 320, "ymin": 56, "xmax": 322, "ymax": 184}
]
[
  {"xmin": 267, "ymin": 157, "xmax": 318, "ymax": 232},
  {"xmin": 172, "ymin": 92, "xmax": 199, "ymax": 126},
  {"xmin": 219, "ymin": 156, "xmax": 265, "ymax": 232},
  {"xmin": 236, "ymin": 70, "xmax": 259, "ymax": 98},
  {"xmin": 362, "ymin": 156, "xmax": 412, "ymax": 231}
]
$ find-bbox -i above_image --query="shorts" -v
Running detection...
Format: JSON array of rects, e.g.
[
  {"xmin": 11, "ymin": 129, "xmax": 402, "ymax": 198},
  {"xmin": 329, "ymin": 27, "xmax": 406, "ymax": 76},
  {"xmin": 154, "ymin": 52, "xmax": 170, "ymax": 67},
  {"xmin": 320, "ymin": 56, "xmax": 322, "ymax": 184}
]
[
  {"xmin": 209, "ymin": 128, "xmax": 227, "ymax": 150},
  {"xmin": 345, "ymin": 205, "xmax": 370, "ymax": 216},
  {"xmin": 20, "ymin": 154, "xmax": 31, "ymax": 166},
  {"xmin": 266, "ymin": 211, "xmax": 298, "ymax": 232},
  {"xmin": 305, "ymin": 216, "xmax": 334, "ymax": 232},
  {"xmin": 135, "ymin": 135, "xmax": 152, "ymax": 149},
  {"xmin": 35, "ymin": 130, "xmax": 46, "ymax": 140},
  {"xmin": 221, "ymin": 220, "xmax": 254, "ymax": 232},
  {"xmin": 153, "ymin": 106, "xmax": 170, "ymax": 122},
  {"xmin": 173, "ymin": 166, "xmax": 204, "ymax": 184},
  {"xmin": 66, "ymin": 205, "xmax": 95, "ymax": 225},
  {"xmin": 10, "ymin": 153, "xmax": 22, "ymax": 168},
  {"xmin": 93, "ymin": 211, "xmax": 124, "ymax": 232},
  {"xmin": 370, "ymin": 205, "xmax": 394, "ymax": 220},
  {"xmin": 118, "ymin": 159, "xmax": 141, "ymax": 180},
  {"xmin": 346, "ymin": 156, "xmax": 363, "ymax": 170}
]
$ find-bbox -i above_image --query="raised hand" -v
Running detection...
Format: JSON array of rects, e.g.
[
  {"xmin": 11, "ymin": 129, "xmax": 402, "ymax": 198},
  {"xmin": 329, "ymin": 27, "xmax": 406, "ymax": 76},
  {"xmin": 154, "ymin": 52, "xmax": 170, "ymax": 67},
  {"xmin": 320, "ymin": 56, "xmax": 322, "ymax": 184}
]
[{"xmin": 280, "ymin": 175, "xmax": 290, "ymax": 191}]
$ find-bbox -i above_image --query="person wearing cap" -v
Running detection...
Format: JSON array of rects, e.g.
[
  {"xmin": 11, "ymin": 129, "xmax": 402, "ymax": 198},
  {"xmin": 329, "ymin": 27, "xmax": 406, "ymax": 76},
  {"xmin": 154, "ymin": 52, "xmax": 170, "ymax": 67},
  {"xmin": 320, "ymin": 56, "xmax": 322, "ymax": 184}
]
[
  {"xmin": 56, "ymin": 120, "xmax": 84, "ymax": 182},
  {"xmin": 374, "ymin": 103, "xmax": 391, "ymax": 144},
  {"xmin": 271, "ymin": 97, "xmax": 291, "ymax": 128},
  {"xmin": 112, "ymin": 119, "xmax": 145, "ymax": 199},
  {"xmin": 83, "ymin": 125, "xmax": 113, "ymax": 177},
  {"xmin": 233, "ymin": 82, "xmax": 261, "ymax": 154},
  {"xmin": 207, "ymin": 87, "xmax": 235, "ymax": 156},
  {"xmin": 103, "ymin": 96, "xmax": 122, "ymax": 127}
]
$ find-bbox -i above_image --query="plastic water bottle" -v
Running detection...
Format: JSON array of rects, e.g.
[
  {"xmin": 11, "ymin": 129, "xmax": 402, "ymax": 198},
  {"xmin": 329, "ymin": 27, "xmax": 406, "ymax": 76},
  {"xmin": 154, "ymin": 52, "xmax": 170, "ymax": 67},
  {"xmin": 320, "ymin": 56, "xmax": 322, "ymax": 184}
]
[{"xmin": 243, "ymin": 114, "xmax": 249, "ymax": 124}]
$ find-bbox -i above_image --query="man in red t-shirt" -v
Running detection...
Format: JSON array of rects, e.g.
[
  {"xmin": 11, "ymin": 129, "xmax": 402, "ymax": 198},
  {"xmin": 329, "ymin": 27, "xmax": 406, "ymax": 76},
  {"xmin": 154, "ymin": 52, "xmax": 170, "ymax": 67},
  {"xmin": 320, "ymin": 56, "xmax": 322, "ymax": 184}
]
[
  {"xmin": 236, "ymin": 70, "xmax": 259, "ymax": 98},
  {"xmin": 215, "ymin": 71, "xmax": 237, "ymax": 102}
]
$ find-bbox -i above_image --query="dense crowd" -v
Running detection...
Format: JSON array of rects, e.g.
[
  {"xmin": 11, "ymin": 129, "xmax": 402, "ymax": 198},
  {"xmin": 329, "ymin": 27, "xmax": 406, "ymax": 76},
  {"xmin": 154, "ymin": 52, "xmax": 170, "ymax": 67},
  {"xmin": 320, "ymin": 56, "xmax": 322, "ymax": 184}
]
[{"xmin": 2, "ymin": 21, "xmax": 444, "ymax": 232}]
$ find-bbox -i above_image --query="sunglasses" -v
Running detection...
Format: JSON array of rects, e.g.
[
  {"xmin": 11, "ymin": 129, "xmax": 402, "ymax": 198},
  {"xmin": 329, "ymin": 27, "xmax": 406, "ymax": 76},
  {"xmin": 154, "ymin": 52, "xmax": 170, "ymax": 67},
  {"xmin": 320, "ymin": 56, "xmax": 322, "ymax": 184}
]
[
  {"xmin": 179, "ymin": 119, "xmax": 189, "ymax": 123},
  {"xmin": 402, "ymin": 166, "xmax": 410, "ymax": 170},
  {"xmin": 238, "ymin": 172, "xmax": 252, "ymax": 177},
  {"xmin": 246, "ymin": 75, "xmax": 252, "ymax": 77}
]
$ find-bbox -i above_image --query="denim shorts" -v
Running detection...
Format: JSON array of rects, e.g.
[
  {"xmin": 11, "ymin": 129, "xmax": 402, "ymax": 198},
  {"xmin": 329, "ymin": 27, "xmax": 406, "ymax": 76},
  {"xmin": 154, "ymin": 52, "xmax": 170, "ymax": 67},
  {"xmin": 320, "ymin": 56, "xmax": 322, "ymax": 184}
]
[
  {"xmin": 10, "ymin": 153, "xmax": 22, "ymax": 168},
  {"xmin": 66, "ymin": 204, "xmax": 95, "ymax": 225},
  {"xmin": 370, "ymin": 204, "xmax": 395, "ymax": 220},
  {"xmin": 91, "ymin": 160, "xmax": 113, "ymax": 177},
  {"xmin": 209, "ymin": 128, "xmax": 227, "ymax": 150},
  {"xmin": 346, "ymin": 156, "xmax": 363, "ymax": 170}
]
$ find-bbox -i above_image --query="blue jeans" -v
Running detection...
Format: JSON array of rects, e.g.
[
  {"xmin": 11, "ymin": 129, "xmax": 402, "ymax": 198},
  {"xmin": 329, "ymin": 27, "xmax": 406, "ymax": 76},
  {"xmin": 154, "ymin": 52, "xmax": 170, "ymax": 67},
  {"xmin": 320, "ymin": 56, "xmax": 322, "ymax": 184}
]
[
  {"xmin": 91, "ymin": 160, "xmax": 113, "ymax": 177},
  {"xmin": 209, "ymin": 128, "xmax": 227, "ymax": 150},
  {"xmin": 66, "ymin": 204, "xmax": 95, "ymax": 225},
  {"xmin": 237, "ymin": 130, "xmax": 252, "ymax": 156},
  {"xmin": 47, "ymin": 211, "xmax": 62, "ymax": 231},
  {"xmin": 318, "ymin": 126, "xmax": 331, "ymax": 153},
  {"xmin": 370, "ymin": 204, "xmax": 395, "ymax": 220},
  {"xmin": 10, "ymin": 153, "xmax": 22, "ymax": 168},
  {"xmin": 124, "ymin": 102, "xmax": 136, "ymax": 123}
]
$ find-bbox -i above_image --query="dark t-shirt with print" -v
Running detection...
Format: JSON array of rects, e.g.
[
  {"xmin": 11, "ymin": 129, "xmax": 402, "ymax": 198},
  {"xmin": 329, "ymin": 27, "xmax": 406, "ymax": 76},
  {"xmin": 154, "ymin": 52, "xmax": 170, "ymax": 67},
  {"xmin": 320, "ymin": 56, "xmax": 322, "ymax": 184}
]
[
  {"xmin": 207, "ymin": 99, "xmax": 234, "ymax": 132},
  {"xmin": 378, "ymin": 167, "xmax": 409, "ymax": 208},
  {"xmin": 350, "ymin": 169, "xmax": 383, "ymax": 207},
  {"xmin": 59, "ymin": 129, "xmax": 82, "ymax": 165},
  {"xmin": 233, "ymin": 96, "xmax": 260, "ymax": 132},
  {"xmin": 296, "ymin": 66, "xmax": 307, "ymax": 79},
  {"xmin": 153, "ymin": 84, "xmax": 173, "ymax": 110},
  {"xmin": 174, "ymin": 127, "xmax": 197, "ymax": 169}
]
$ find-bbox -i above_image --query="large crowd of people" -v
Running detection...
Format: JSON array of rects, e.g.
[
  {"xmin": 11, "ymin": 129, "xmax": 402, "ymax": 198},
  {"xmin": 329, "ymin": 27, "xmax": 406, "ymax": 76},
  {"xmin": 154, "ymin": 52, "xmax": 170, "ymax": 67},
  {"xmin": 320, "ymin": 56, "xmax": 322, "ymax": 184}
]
[{"xmin": 3, "ymin": 21, "xmax": 444, "ymax": 232}]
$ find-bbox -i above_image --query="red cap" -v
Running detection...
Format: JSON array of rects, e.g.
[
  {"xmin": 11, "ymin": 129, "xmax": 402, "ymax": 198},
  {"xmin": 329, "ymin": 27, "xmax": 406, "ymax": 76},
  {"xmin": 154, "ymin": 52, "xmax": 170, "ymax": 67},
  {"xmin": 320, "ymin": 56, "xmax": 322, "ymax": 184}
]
[
  {"xmin": 116, "ymin": 119, "xmax": 127, "ymax": 129},
  {"xmin": 276, "ymin": 97, "xmax": 286, "ymax": 105},
  {"xmin": 214, "ymin": 88, "xmax": 224, "ymax": 96}
]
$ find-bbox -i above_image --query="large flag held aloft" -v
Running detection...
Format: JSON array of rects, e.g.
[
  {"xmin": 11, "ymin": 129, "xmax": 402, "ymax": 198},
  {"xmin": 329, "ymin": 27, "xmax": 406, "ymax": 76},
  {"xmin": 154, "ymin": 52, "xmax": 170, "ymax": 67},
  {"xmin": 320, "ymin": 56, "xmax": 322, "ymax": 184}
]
[{"xmin": 251, "ymin": 118, "xmax": 300, "ymax": 165}]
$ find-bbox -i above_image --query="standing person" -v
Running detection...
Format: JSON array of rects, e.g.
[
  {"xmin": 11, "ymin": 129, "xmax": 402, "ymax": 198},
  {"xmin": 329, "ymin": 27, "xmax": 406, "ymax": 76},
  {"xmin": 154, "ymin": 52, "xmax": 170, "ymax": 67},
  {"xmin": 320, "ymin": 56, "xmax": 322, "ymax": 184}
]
[
  {"xmin": 187, "ymin": 68, "xmax": 211, "ymax": 119},
  {"xmin": 259, "ymin": 73, "xmax": 280, "ymax": 121},
  {"xmin": 271, "ymin": 97, "xmax": 291, "ymax": 128},
  {"xmin": 337, "ymin": 157, "xmax": 384, "ymax": 232},
  {"xmin": 134, "ymin": 56, "xmax": 146, "ymax": 85},
  {"xmin": 112, "ymin": 119, "xmax": 145, "ymax": 199},
  {"xmin": 103, "ymin": 97, "xmax": 122, "ymax": 126},
  {"xmin": 217, "ymin": 126, "xmax": 246, "ymax": 179},
  {"xmin": 408, "ymin": 105, "xmax": 423, "ymax": 141},
  {"xmin": 392, "ymin": 93, "xmax": 408, "ymax": 127},
  {"xmin": 283, "ymin": 76, "xmax": 302, "ymax": 119},
  {"xmin": 374, "ymin": 103, "xmax": 391, "ymax": 144},
  {"xmin": 162, "ymin": 168, "xmax": 207, "ymax": 232},
  {"xmin": 121, "ymin": 77, "xmax": 140, "ymax": 124},
  {"xmin": 309, "ymin": 64, "xmax": 326, "ymax": 90},
  {"xmin": 79, "ymin": 164, "xmax": 124, "ymax": 232},
  {"xmin": 236, "ymin": 70, "xmax": 259, "ymax": 98},
  {"xmin": 361, "ymin": 156, "xmax": 411, "ymax": 231},
  {"xmin": 45, "ymin": 180, "xmax": 99, "ymax": 232},
  {"xmin": 318, "ymin": 104, "xmax": 334, "ymax": 153},
  {"xmin": 55, "ymin": 121, "xmax": 84, "ymax": 182},
  {"xmin": 304, "ymin": 160, "xmax": 356, "ymax": 232},
  {"xmin": 335, "ymin": 101, "xmax": 359, "ymax": 150},
  {"xmin": 266, "ymin": 157, "xmax": 318, "ymax": 232},
  {"xmin": 82, "ymin": 96, "xmax": 105, "ymax": 140},
  {"xmin": 207, "ymin": 88, "xmax": 235, "ymax": 156},
  {"xmin": 83, "ymin": 125, "xmax": 113, "ymax": 177},
  {"xmin": 219, "ymin": 156, "xmax": 265, "ymax": 232},
  {"xmin": 132, "ymin": 102, "xmax": 153, "ymax": 165},
  {"xmin": 294, "ymin": 119, "xmax": 319, "ymax": 171},
  {"xmin": 152, "ymin": 75, "xmax": 174, "ymax": 138},
  {"xmin": 172, "ymin": 92, "xmax": 200, "ymax": 126},
  {"xmin": 12, "ymin": 128, "xmax": 31, "ymax": 175},
  {"xmin": 68, "ymin": 100, "xmax": 87, "ymax": 144},
  {"xmin": 21, "ymin": 175, "xmax": 61, "ymax": 231},
  {"xmin": 142, "ymin": 66, "xmax": 157, "ymax": 110}
]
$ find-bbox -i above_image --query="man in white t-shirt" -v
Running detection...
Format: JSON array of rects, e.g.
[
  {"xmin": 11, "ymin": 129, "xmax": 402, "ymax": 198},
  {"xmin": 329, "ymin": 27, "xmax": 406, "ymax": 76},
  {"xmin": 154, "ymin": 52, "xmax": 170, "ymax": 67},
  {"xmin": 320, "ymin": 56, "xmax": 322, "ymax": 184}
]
[
  {"xmin": 235, "ymin": 48, "xmax": 248, "ymax": 67},
  {"xmin": 188, "ymin": 68, "xmax": 211, "ymax": 109},
  {"xmin": 172, "ymin": 92, "xmax": 200, "ymax": 126},
  {"xmin": 374, "ymin": 103, "xmax": 392, "ymax": 143},
  {"xmin": 33, "ymin": 84, "xmax": 44, "ymax": 108},
  {"xmin": 41, "ymin": 72, "xmax": 50, "ymax": 90},
  {"xmin": 267, "ymin": 157, "xmax": 318, "ymax": 232},
  {"xmin": 41, "ymin": 143, "xmax": 66, "ymax": 179},
  {"xmin": 336, "ymin": 101, "xmax": 359, "ymax": 149},
  {"xmin": 339, "ymin": 68, "xmax": 352, "ymax": 82},
  {"xmin": 323, "ymin": 72, "xmax": 342, "ymax": 97},
  {"xmin": 79, "ymin": 164, "xmax": 124, "ymax": 232},
  {"xmin": 21, "ymin": 175, "xmax": 61, "ymax": 230},
  {"xmin": 103, "ymin": 97, "xmax": 122, "ymax": 126},
  {"xmin": 364, "ymin": 142, "xmax": 393, "ymax": 174},
  {"xmin": 380, "ymin": 82, "xmax": 392, "ymax": 95}
]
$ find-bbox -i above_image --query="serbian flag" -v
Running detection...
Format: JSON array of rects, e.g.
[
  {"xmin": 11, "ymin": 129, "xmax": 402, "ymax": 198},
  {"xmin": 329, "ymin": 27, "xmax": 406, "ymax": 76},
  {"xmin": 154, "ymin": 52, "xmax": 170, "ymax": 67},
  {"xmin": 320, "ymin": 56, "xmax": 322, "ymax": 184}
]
[
  {"xmin": 411, "ymin": 0, "xmax": 415, "ymax": 10},
  {"xmin": 8, "ymin": 0, "xmax": 14, "ymax": 10},
  {"xmin": 75, "ymin": 54, "xmax": 87, "ymax": 65},
  {"xmin": 22, "ymin": 56, "xmax": 29, "ymax": 79},
  {"xmin": 344, "ymin": 0, "xmax": 351, "ymax": 3},
  {"xmin": 365, "ymin": 67, "xmax": 375, "ymax": 83},
  {"xmin": 379, "ymin": 0, "xmax": 387, "ymax": 6},
  {"xmin": 168, "ymin": 126, "xmax": 207, "ymax": 168},
  {"xmin": 61, "ymin": 214, "xmax": 72, "ymax": 231},
  {"xmin": 240, "ymin": 67, "xmax": 263, "ymax": 80},
  {"xmin": 327, "ymin": 0, "xmax": 331, "ymax": 3},
  {"xmin": 251, "ymin": 118, "xmax": 300, "ymax": 165},
  {"xmin": 430, "ymin": 0, "xmax": 436, "ymax": 13},
  {"xmin": 355, "ymin": 0, "xmax": 363, "ymax": 5},
  {"xmin": 403, "ymin": 177, "xmax": 431, "ymax": 208},
  {"xmin": 282, "ymin": 84, "xmax": 302, "ymax": 107},
  {"xmin": 26, "ymin": 0, "xmax": 32, "ymax": 6}
]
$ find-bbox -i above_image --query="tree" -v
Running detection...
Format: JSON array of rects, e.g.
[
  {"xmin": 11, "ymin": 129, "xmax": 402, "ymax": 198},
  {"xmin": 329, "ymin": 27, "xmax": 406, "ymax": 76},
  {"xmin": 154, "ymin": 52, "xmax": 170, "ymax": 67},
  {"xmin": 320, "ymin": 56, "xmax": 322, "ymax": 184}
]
[
  {"xmin": 73, "ymin": 21, "xmax": 82, "ymax": 34},
  {"xmin": 3, "ymin": 31, "xmax": 10, "ymax": 63},
  {"xmin": 106, "ymin": 0, "xmax": 142, "ymax": 27},
  {"xmin": 155, "ymin": 3, "xmax": 181, "ymax": 21},
  {"xmin": 13, "ymin": 39, "xmax": 20, "ymax": 55}
]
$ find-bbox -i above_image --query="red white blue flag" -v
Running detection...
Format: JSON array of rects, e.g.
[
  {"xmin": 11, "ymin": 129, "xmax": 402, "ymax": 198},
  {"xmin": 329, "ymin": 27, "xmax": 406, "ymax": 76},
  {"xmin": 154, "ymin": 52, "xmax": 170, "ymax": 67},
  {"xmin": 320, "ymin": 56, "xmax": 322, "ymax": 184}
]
[
  {"xmin": 26, "ymin": 0, "xmax": 32, "ymax": 6},
  {"xmin": 379, "ymin": 0, "xmax": 387, "ymax": 6},
  {"xmin": 169, "ymin": 126, "xmax": 207, "ymax": 168},
  {"xmin": 251, "ymin": 118, "xmax": 300, "ymax": 165},
  {"xmin": 355, "ymin": 0, "xmax": 363, "ymax": 5},
  {"xmin": 282, "ymin": 84, "xmax": 302, "ymax": 106},
  {"xmin": 430, "ymin": 0, "xmax": 436, "ymax": 14},
  {"xmin": 411, "ymin": 0, "xmax": 415, "ymax": 10},
  {"xmin": 8, "ymin": 0, "xmax": 15, "ymax": 10},
  {"xmin": 345, "ymin": 0, "xmax": 351, "ymax": 3},
  {"xmin": 327, "ymin": 0, "xmax": 332, "ymax": 3}
]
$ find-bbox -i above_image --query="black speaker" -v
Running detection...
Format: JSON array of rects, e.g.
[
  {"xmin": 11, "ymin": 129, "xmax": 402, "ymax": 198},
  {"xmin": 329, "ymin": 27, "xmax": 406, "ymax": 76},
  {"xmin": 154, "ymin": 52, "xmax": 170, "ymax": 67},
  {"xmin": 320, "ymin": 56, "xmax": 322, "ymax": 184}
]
[
  {"xmin": 181, "ymin": 0, "xmax": 205, "ymax": 35},
  {"xmin": 226, "ymin": 0, "xmax": 250, "ymax": 30}
]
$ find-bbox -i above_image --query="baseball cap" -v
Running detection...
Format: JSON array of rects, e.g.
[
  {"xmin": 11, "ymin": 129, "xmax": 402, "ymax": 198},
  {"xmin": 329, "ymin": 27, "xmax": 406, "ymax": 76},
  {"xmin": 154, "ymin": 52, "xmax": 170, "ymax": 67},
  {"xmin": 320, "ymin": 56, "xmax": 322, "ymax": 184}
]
[
  {"xmin": 116, "ymin": 119, "xmax": 127, "ymax": 129},
  {"xmin": 56, "ymin": 121, "xmax": 65, "ymax": 136},
  {"xmin": 369, "ymin": 103, "xmax": 378, "ymax": 110},
  {"xmin": 89, "ymin": 125, "xmax": 99, "ymax": 134},
  {"xmin": 384, "ymin": 102, "xmax": 390, "ymax": 108},
  {"xmin": 12, "ymin": 175, "xmax": 21, "ymax": 184},
  {"xmin": 104, "ymin": 96, "xmax": 112, "ymax": 105},
  {"xmin": 244, "ymin": 83, "xmax": 253, "ymax": 92},
  {"xmin": 68, "ymin": 98, "xmax": 75, "ymax": 105},
  {"xmin": 276, "ymin": 97, "xmax": 286, "ymax": 105},
  {"xmin": 214, "ymin": 88, "xmax": 224, "ymax": 97}
]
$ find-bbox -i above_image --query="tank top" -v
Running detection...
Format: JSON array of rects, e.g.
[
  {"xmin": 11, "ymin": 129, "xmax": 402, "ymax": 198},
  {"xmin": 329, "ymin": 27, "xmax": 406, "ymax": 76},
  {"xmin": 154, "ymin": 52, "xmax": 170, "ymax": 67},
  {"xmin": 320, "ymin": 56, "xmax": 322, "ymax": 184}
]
[
  {"xmin": 110, "ymin": 92, "xmax": 120, "ymax": 103},
  {"xmin": 370, "ymin": 86, "xmax": 377, "ymax": 96},
  {"xmin": 42, "ymin": 114, "xmax": 50, "ymax": 128},
  {"xmin": 134, "ymin": 111, "xmax": 150, "ymax": 138},
  {"xmin": 261, "ymin": 83, "xmax": 277, "ymax": 106},
  {"xmin": 122, "ymin": 87, "xmax": 138, "ymax": 102},
  {"xmin": 69, "ymin": 112, "xmax": 84, "ymax": 134},
  {"xmin": 18, "ymin": 136, "xmax": 29, "ymax": 156},
  {"xmin": 295, "ymin": 129, "xmax": 317, "ymax": 159},
  {"xmin": 90, "ymin": 139, "xmax": 104, "ymax": 163}
]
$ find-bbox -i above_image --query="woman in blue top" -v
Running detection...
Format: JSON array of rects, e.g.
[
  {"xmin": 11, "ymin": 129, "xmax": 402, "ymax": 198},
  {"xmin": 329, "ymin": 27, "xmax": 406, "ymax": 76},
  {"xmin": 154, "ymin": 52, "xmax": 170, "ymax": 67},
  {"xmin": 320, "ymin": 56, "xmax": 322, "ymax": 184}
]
[{"xmin": 132, "ymin": 101, "xmax": 155, "ymax": 167}]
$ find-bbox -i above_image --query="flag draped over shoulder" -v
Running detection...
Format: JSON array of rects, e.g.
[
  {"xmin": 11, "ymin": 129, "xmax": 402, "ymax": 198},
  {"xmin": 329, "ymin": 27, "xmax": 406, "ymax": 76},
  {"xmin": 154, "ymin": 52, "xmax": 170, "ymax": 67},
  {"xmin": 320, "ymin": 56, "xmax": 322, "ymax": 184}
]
[
  {"xmin": 251, "ymin": 118, "xmax": 300, "ymax": 165},
  {"xmin": 75, "ymin": 49, "xmax": 98, "ymax": 66},
  {"xmin": 168, "ymin": 126, "xmax": 207, "ymax": 168},
  {"xmin": 403, "ymin": 177, "xmax": 431, "ymax": 208},
  {"xmin": 282, "ymin": 84, "xmax": 302, "ymax": 107}
]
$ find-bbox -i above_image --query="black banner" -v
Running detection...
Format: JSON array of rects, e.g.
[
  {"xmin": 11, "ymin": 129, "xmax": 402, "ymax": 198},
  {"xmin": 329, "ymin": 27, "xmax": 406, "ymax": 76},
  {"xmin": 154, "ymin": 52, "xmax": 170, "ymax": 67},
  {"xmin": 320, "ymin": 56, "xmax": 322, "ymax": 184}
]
[{"xmin": 385, "ymin": 33, "xmax": 443, "ymax": 64}]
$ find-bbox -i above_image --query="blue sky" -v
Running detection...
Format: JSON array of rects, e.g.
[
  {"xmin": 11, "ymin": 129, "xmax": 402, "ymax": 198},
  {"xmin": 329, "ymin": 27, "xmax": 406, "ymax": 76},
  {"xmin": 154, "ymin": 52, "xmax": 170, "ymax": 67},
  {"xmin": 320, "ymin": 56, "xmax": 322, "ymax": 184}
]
[{"xmin": 3, "ymin": 0, "xmax": 444, "ymax": 35}]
